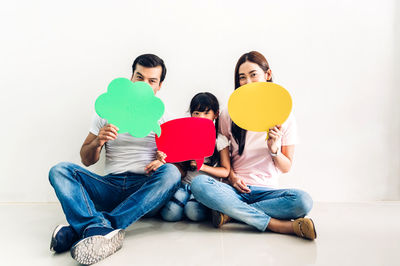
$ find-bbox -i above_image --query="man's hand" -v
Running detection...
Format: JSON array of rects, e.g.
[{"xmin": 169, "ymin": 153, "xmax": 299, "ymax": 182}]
[
  {"xmin": 229, "ymin": 172, "xmax": 251, "ymax": 193},
  {"xmin": 96, "ymin": 124, "xmax": 119, "ymax": 147},
  {"xmin": 145, "ymin": 160, "xmax": 164, "ymax": 174}
]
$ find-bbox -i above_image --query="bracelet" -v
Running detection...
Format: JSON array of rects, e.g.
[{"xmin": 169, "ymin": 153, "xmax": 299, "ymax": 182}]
[{"xmin": 270, "ymin": 147, "xmax": 281, "ymax": 157}]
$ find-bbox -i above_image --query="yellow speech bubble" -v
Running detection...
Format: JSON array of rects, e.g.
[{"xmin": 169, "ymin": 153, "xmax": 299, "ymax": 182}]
[{"xmin": 228, "ymin": 82, "xmax": 292, "ymax": 132}]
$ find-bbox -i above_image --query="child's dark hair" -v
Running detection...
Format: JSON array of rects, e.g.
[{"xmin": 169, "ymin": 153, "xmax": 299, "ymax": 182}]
[{"xmin": 189, "ymin": 92, "xmax": 220, "ymax": 167}]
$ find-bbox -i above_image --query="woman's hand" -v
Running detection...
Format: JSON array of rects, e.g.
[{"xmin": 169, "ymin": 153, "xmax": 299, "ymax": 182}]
[
  {"xmin": 267, "ymin": 125, "xmax": 283, "ymax": 154},
  {"xmin": 229, "ymin": 172, "xmax": 251, "ymax": 193}
]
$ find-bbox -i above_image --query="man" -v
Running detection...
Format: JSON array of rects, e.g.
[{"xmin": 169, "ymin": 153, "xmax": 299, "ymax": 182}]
[{"xmin": 49, "ymin": 54, "xmax": 181, "ymax": 265}]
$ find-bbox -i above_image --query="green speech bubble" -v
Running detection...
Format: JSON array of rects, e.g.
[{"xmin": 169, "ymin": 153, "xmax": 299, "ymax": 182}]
[{"xmin": 95, "ymin": 78, "xmax": 165, "ymax": 138}]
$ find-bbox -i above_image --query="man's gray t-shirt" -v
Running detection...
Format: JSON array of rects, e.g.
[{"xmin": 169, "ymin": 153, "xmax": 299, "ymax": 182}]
[{"xmin": 89, "ymin": 113, "xmax": 166, "ymax": 175}]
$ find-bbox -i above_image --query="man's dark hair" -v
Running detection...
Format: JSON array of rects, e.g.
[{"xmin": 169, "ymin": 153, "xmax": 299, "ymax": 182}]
[{"xmin": 132, "ymin": 54, "xmax": 167, "ymax": 83}]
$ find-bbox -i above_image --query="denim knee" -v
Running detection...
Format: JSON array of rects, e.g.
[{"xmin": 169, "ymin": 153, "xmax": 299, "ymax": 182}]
[
  {"xmin": 184, "ymin": 200, "xmax": 208, "ymax": 222},
  {"xmin": 190, "ymin": 175, "xmax": 214, "ymax": 198},
  {"xmin": 48, "ymin": 162, "xmax": 74, "ymax": 187},
  {"xmin": 156, "ymin": 163, "xmax": 181, "ymax": 188},
  {"xmin": 293, "ymin": 190, "xmax": 313, "ymax": 217},
  {"xmin": 160, "ymin": 185, "xmax": 189, "ymax": 222},
  {"xmin": 161, "ymin": 201, "xmax": 184, "ymax": 222}
]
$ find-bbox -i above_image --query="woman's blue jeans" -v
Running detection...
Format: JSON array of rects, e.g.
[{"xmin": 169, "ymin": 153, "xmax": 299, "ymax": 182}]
[
  {"xmin": 190, "ymin": 175, "xmax": 313, "ymax": 231},
  {"xmin": 49, "ymin": 162, "xmax": 181, "ymax": 236}
]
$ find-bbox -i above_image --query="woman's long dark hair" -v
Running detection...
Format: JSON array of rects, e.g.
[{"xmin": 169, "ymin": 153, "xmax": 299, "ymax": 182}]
[
  {"xmin": 232, "ymin": 51, "xmax": 273, "ymax": 155},
  {"xmin": 190, "ymin": 92, "xmax": 220, "ymax": 167}
]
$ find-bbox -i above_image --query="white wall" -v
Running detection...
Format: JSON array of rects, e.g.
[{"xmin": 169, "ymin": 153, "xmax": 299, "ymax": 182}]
[{"xmin": 0, "ymin": 0, "xmax": 398, "ymax": 202}]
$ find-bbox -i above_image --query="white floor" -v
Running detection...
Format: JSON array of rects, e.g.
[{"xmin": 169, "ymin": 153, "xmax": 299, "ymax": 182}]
[{"xmin": 1, "ymin": 202, "xmax": 399, "ymax": 266}]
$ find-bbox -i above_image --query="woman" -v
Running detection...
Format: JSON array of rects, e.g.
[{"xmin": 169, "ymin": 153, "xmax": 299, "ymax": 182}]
[{"xmin": 191, "ymin": 51, "xmax": 316, "ymax": 240}]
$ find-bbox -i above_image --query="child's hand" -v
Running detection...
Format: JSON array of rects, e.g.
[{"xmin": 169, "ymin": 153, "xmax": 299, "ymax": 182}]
[
  {"xmin": 189, "ymin": 160, "xmax": 197, "ymax": 171},
  {"xmin": 156, "ymin": 150, "xmax": 167, "ymax": 164}
]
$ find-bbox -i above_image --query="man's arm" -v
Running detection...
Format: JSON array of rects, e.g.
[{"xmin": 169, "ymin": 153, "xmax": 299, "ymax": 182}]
[
  {"xmin": 80, "ymin": 124, "xmax": 119, "ymax": 166},
  {"xmin": 80, "ymin": 133, "xmax": 103, "ymax": 166}
]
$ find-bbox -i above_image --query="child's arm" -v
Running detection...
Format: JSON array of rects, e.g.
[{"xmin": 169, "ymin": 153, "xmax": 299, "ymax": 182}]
[{"xmin": 199, "ymin": 147, "xmax": 230, "ymax": 178}]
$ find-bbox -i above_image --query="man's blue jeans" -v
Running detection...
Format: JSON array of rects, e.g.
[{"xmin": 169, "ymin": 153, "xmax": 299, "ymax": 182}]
[
  {"xmin": 49, "ymin": 162, "xmax": 181, "ymax": 236},
  {"xmin": 191, "ymin": 175, "xmax": 313, "ymax": 231}
]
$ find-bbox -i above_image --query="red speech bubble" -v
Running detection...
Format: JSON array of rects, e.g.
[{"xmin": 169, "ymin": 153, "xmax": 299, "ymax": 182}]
[{"xmin": 155, "ymin": 117, "xmax": 216, "ymax": 170}]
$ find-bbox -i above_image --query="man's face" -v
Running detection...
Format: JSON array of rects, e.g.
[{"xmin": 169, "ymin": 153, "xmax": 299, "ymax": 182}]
[{"xmin": 131, "ymin": 64, "xmax": 163, "ymax": 94}]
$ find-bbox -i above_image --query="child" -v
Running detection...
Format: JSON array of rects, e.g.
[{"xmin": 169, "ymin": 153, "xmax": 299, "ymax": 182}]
[{"xmin": 158, "ymin": 92, "xmax": 230, "ymax": 222}]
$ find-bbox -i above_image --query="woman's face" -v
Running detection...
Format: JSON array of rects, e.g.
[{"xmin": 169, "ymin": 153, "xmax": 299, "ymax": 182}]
[{"xmin": 238, "ymin": 61, "xmax": 272, "ymax": 86}]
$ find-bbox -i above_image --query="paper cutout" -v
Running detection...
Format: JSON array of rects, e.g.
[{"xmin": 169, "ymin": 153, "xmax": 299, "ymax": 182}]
[
  {"xmin": 228, "ymin": 82, "xmax": 292, "ymax": 132},
  {"xmin": 155, "ymin": 117, "xmax": 216, "ymax": 170},
  {"xmin": 95, "ymin": 78, "xmax": 165, "ymax": 138}
]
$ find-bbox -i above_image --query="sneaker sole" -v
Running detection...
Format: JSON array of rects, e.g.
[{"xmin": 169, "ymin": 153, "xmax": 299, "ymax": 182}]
[
  {"xmin": 70, "ymin": 229, "xmax": 125, "ymax": 265},
  {"xmin": 50, "ymin": 224, "xmax": 68, "ymax": 252}
]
